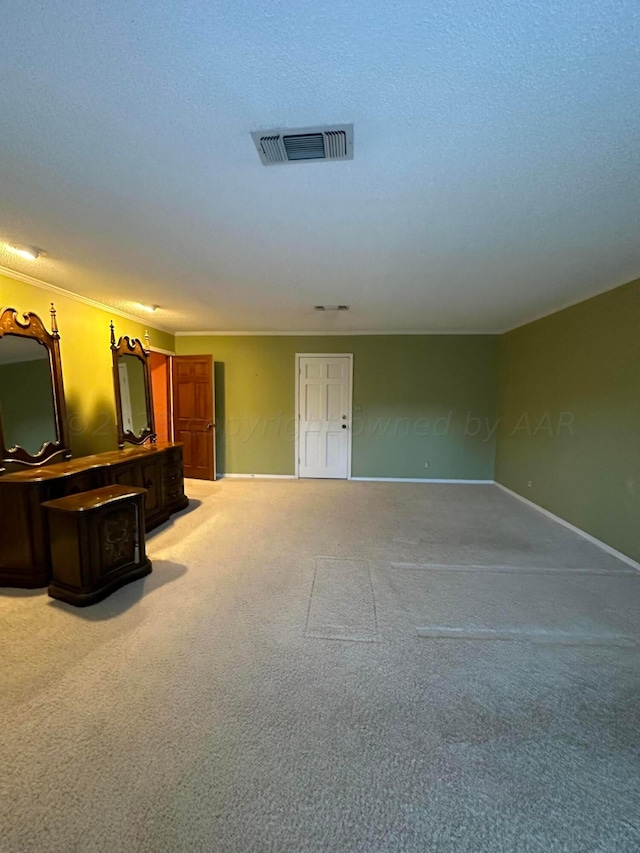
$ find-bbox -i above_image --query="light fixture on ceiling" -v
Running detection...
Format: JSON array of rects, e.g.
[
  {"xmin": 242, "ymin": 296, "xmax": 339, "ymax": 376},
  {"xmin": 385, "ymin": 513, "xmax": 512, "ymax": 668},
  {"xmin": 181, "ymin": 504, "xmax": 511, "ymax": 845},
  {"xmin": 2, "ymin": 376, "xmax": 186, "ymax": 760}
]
[
  {"xmin": 6, "ymin": 244, "xmax": 41, "ymax": 261},
  {"xmin": 138, "ymin": 304, "xmax": 159, "ymax": 313},
  {"xmin": 314, "ymin": 305, "xmax": 349, "ymax": 311}
]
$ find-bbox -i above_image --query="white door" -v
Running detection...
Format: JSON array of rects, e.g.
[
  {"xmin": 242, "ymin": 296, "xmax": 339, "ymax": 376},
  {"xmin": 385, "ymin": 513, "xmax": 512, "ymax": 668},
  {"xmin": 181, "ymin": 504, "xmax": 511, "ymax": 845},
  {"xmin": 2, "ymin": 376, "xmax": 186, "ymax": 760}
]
[{"xmin": 297, "ymin": 355, "xmax": 352, "ymax": 479}]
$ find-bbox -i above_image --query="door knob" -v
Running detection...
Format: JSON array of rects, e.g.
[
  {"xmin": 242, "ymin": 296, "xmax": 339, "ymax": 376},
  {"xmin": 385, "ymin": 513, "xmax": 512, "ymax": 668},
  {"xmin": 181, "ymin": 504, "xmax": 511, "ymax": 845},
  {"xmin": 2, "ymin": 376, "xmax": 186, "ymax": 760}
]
[
  {"xmin": 206, "ymin": 422, "xmax": 214, "ymax": 430},
  {"xmin": 342, "ymin": 424, "xmax": 347, "ymax": 429}
]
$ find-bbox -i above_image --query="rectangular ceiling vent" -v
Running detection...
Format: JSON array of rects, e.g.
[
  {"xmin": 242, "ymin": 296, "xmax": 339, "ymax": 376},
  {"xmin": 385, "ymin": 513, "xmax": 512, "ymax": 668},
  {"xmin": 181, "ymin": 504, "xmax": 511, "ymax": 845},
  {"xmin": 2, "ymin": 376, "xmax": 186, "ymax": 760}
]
[{"xmin": 251, "ymin": 125, "xmax": 353, "ymax": 166}]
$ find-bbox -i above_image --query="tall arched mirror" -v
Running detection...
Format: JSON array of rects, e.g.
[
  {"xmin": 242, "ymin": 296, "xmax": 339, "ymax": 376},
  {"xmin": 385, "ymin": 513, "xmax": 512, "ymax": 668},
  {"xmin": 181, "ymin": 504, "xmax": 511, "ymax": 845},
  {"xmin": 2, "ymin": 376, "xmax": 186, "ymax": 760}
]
[
  {"xmin": 0, "ymin": 305, "xmax": 71, "ymax": 473},
  {"xmin": 111, "ymin": 322, "xmax": 156, "ymax": 448}
]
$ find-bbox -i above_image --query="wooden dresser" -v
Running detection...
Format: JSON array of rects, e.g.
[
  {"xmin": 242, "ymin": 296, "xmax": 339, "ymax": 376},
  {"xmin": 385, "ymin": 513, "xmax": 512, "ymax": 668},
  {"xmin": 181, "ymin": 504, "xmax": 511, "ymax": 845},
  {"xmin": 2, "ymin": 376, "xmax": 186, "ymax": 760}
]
[{"xmin": 0, "ymin": 442, "xmax": 188, "ymax": 588}]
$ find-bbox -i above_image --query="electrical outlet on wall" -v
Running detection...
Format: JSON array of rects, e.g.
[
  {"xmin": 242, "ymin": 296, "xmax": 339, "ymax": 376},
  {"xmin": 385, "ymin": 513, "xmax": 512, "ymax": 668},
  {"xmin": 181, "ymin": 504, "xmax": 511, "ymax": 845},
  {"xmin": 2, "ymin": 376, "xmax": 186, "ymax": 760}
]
[
  {"xmin": 528, "ymin": 480, "xmax": 532, "ymax": 488},
  {"xmin": 424, "ymin": 462, "xmax": 429, "ymax": 469}
]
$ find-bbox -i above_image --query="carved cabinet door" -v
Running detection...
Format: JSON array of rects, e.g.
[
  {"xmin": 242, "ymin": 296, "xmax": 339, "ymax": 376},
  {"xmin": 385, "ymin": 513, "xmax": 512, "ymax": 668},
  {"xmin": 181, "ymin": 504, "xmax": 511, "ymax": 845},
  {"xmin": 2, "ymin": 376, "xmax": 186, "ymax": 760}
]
[
  {"xmin": 111, "ymin": 459, "xmax": 163, "ymax": 527},
  {"xmin": 112, "ymin": 463, "xmax": 139, "ymax": 489},
  {"xmin": 140, "ymin": 459, "xmax": 162, "ymax": 514}
]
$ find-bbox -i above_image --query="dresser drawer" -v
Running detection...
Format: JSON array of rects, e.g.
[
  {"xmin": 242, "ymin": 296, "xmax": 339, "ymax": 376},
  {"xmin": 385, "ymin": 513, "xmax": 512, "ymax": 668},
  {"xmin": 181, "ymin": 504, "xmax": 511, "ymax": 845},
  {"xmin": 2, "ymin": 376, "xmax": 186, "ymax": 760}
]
[
  {"xmin": 58, "ymin": 472, "xmax": 101, "ymax": 498},
  {"xmin": 163, "ymin": 463, "xmax": 183, "ymax": 484},
  {"xmin": 164, "ymin": 447, "xmax": 183, "ymax": 466},
  {"xmin": 165, "ymin": 483, "xmax": 185, "ymax": 503}
]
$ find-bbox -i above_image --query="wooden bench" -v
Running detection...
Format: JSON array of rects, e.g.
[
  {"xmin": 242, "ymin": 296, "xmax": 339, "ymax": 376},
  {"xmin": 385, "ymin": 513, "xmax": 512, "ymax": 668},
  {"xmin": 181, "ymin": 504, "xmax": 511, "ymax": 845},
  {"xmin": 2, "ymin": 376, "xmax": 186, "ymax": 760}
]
[{"xmin": 42, "ymin": 485, "xmax": 151, "ymax": 606}]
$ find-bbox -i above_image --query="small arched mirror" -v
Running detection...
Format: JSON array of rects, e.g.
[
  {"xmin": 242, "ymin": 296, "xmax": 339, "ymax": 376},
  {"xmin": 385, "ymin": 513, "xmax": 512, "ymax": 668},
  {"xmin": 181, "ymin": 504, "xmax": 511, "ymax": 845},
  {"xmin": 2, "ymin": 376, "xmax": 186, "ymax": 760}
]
[
  {"xmin": 111, "ymin": 322, "xmax": 156, "ymax": 448},
  {"xmin": 0, "ymin": 304, "xmax": 71, "ymax": 472}
]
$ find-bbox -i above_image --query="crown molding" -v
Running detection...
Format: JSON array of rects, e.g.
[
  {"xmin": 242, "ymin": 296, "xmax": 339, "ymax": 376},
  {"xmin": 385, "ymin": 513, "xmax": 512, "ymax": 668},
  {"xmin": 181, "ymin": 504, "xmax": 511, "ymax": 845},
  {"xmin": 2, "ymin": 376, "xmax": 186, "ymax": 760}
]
[
  {"xmin": 4, "ymin": 263, "xmax": 635, "ymax": 340},
  {"xmin": 175, "ymin": 329, "xmax": 501, "ymax": 337},
  {"xmin": 0, "ymin": 265, "xmax": 174, "ymax": 334},
  {"xmin": 502, "ymin": 275, "xmax": 639, "ymax": 334},
  {"xmin": 0, "ymin": 266, "xmax": 500, "ymax": 337}
]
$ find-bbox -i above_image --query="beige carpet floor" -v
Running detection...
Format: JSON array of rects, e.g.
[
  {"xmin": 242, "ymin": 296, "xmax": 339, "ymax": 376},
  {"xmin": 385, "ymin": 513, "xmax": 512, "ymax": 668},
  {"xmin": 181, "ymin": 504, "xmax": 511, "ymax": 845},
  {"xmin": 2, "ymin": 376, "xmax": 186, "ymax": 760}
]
[{"xmin": 1, "ymin": 479, "xmax": 639, "ymax": 852}]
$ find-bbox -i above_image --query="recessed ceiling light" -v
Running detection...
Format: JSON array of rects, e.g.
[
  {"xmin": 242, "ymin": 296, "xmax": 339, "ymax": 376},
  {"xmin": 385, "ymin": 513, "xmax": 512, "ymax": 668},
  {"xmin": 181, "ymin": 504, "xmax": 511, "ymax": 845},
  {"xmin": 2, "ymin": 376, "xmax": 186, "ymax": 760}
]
[
  {"xmin": 314, "ymin": 305, "xmax": 349, "ymax": 311},
  {"xmin": 7, "ymin": 244, "xmax": 40, "ymax": 261}
]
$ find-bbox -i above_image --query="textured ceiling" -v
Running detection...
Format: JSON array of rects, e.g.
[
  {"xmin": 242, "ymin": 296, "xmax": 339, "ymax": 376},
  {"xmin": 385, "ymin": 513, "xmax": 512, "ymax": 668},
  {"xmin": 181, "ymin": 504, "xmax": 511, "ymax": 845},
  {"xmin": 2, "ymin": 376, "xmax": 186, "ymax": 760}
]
[{"xmin": 1, "ymin": 0, "xmax": 639, "ymax": 333}]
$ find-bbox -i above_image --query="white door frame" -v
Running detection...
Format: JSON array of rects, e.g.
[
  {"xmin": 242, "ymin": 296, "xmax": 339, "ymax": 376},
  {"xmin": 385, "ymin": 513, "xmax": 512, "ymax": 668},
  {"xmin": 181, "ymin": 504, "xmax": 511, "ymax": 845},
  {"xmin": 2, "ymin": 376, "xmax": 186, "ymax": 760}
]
[{"xmin": 295, "ymin": 353, "xmax": 354, "ymax": 480}]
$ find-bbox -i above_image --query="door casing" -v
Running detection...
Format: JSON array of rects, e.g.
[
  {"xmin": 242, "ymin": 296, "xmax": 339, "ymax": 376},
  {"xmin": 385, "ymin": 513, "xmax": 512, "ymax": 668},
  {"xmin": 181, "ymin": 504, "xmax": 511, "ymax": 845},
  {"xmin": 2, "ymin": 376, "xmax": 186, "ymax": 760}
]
[
  {"xmin": 150, "ymin": 346, "xmax": 175, "ymax": 442},
  {"xmin": 295, "ymin": 353, "xmax": 354, "ymax": 480}
]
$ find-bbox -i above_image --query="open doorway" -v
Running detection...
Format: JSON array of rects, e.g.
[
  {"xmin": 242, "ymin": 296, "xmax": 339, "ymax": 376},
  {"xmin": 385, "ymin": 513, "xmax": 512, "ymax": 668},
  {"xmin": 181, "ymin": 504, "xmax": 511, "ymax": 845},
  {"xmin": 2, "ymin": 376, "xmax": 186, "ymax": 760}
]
[{"xmin": 149, "ymin": 351, "xmax": 172, "ymax": 443}]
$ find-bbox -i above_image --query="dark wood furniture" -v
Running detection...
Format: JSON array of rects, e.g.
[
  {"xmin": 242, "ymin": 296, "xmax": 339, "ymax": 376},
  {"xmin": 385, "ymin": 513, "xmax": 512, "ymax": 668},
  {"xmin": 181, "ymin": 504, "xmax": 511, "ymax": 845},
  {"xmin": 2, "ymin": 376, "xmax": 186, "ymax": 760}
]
[
  {"xmin": 110, "ymin": 321, "xmax": 157, "ymax": 448},
  {"xmin": 44, "ymin": 485, "xmax": 151, "ymax": 606},
  {"xmin": 0, "ymin": 304, "xmax": 71, "ymax": 472},
  {"xmin": 0, "ymin": 442, "xmax": 188, "ymax": 588}
]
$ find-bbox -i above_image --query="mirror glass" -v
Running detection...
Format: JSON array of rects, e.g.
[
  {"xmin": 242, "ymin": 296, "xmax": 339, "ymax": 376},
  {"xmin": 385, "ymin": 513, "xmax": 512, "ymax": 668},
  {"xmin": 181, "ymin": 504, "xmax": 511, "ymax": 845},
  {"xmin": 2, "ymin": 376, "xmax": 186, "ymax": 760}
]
[
  {"xmin": 118, "ymin": 354, "xmax": 150, "ymax": 437},
  {"xmin": 0, "ymin": 335, "xmax": 58, "ymax": 455}
]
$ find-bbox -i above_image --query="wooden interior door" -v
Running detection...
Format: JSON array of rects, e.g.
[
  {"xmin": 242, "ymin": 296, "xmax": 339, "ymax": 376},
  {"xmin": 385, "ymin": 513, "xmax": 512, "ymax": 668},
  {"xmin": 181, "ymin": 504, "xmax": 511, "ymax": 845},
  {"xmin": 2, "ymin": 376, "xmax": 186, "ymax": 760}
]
[{"xmin": 172, "ymin": 356, "xmax": 216, "ymax": 480}]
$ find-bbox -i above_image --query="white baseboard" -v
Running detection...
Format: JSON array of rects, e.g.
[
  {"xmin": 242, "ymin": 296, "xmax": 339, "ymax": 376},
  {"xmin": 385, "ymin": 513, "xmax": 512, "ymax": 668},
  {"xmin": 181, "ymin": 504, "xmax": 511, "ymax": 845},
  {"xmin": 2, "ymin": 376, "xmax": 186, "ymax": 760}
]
[
  {"xmin": 494, "ymin": 482, "xmax": 640, "ymax": 571},
  {"xmin": 350, "ymin": 477, "xmax": 494, "ymax": 485},
  {"xmin": 217, "ymin": 473, "xmax": 296, "ymax": 480},
  {"xmin": 219, "ymin": 474, "xmax": 493, "ymax": 484}
]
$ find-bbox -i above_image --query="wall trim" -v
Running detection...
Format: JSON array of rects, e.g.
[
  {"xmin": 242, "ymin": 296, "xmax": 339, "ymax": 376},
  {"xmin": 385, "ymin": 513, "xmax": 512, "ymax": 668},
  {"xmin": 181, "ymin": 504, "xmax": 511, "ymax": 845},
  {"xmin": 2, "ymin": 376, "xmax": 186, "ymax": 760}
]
[
  {"xmin": 350, "ymin": 477, "xmax": 494, "ymax": 484},
  {"xmin": 501, "ymin": 276, "xmax": 635, "ymax": 334},
  {"xmin": 495, "ymin": 482, "xmax": 640, "ymax": 571},
  {"xmin": 218, "ymin": 474, "xmax": 493, "ymax": 484},
  {"xmin": 216, "ymin": 473, "xmax": 296, "ymax": 480},
  {"xmin": 0, "ymin": 265, "xmax": 174, "ymax": 334},
  {"xmin": 175, "ymin": 329, "xmax": 501, "ymax": 337}
]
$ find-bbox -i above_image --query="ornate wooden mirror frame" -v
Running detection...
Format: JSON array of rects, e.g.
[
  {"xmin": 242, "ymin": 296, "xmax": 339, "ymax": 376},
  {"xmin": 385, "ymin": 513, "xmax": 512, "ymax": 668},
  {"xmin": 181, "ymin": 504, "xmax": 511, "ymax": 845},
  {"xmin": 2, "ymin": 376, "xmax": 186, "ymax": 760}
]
[
  {"xmin": 0, "ymin": 304, "xmax": 71, "ymax": 473},
  {"xmin": 110, "ymin": 322, "xmax": 157, "ymax": 449}
]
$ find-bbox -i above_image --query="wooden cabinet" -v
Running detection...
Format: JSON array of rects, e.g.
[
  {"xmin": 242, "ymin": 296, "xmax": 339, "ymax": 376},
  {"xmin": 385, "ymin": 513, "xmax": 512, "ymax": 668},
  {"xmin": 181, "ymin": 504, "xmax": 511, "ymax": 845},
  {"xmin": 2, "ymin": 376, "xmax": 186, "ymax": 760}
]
[
  {"xmin": 44, "ymin": 485, "xmax": 151, "ymax": 607},
  {"xmin": 111, "ymin": 457, "xmax": 165, "ymax": 528},
  {"xmin": 0, "ymin": 442, "xmax": 188, "ymax": 588}
]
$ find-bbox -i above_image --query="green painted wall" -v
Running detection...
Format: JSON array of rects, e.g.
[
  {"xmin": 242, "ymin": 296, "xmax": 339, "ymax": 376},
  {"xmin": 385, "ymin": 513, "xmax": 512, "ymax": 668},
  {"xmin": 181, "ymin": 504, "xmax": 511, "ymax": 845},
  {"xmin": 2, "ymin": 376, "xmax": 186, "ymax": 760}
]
[
  {"xmin": 120, "ymin": 355, "xmax": 150, "ymax": 436},
  {"xmin": 496, "ymin": 277, "xmax": 640, "ymax": 563},
  {"xmin": 4, "ymin": 268, "xmax": 637, "ymax": 561},
  {"xmin": 0, "ymin": 273, "xmax": 174, "ymax": 457},
  {"xmin": 0, "ymin": 358, "xmax": 57, "ymax": 455},
  {"xmin": 176, "ymin": 335, "xmax": 498, "ymax": 479}
]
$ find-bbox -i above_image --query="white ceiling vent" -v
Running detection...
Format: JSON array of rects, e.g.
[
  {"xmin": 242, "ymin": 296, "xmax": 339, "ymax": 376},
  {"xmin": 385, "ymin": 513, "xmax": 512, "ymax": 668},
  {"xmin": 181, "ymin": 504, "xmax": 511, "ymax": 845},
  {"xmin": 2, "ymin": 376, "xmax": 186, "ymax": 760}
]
[{"xmin": 251, "ymin": 125, "xmax": 353, "ymax": 166}]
